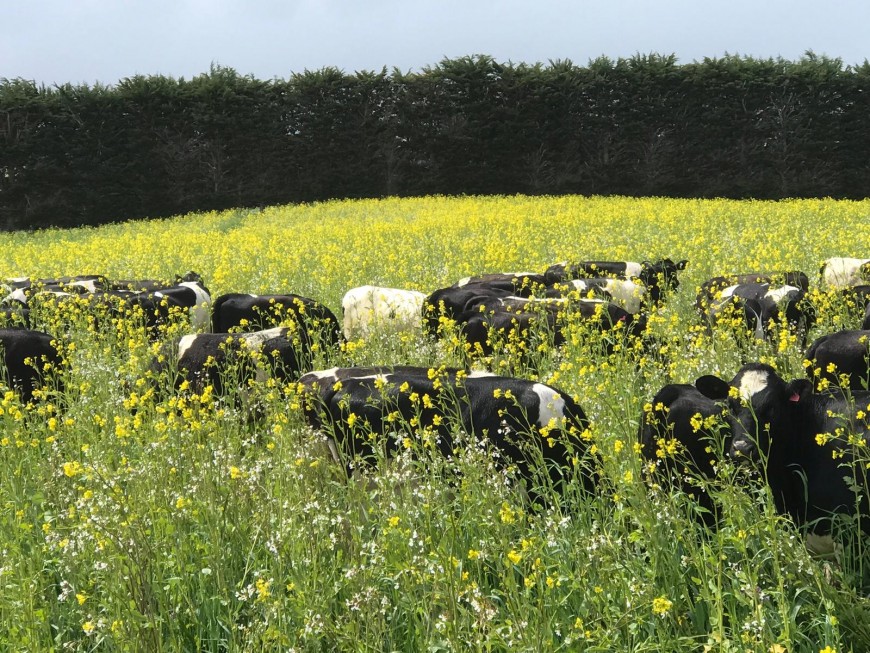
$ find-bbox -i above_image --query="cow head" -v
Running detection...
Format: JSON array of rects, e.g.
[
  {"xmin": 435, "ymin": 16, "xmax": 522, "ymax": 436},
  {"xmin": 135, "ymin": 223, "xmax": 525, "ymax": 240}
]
[
  {"xmin": 640, "ymin": 258, "xmax": 688, "ymax": 301},
  {"xmin": 695, "ymin": 363, "xmax": 811, "ymax": 465}
]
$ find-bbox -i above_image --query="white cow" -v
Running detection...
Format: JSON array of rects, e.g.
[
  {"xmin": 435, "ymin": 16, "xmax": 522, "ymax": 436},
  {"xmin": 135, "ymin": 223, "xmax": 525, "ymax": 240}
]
[
  {"xmin": 341, "ymin": 285, "xmax": 426, "ymax": 339},
  {"xmin": 821, "ymin": 257, "xmax": 870, "ymax": 288}
]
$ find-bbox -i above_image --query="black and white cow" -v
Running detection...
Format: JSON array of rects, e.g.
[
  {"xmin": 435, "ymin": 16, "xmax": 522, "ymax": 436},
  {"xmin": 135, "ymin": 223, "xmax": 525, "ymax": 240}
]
[
  {"xmin": 341, "ymin": 286, "xmax": 426, "ymax": 339},
  {"xmin": 150, "ymin": 328, "xmax": 309, "ymax": 396},
  {"xmin": 146, "ymin": 280, "xmax": 212, "ymax": 331},
  {"xmin": 638, "ymin": 383, "xmax": 730, "ymax": 526},
  {"xmin": 805, "ymin": 330, "xmax": 870, "ymax": 393},
  {"xmin": 0, "ymin": 328, "xmax": 63, "ymax": 403},
  {"xmin": 2, "ymin": 275, "xmax": 110, "ymax": 305},
  {"xmin": 696, "ymin": 273, "xmax": 814, "ymax": 344},
  {"xmin": 543, "ymin": 258, "xmax": 688, "ymax": 304},
  {"xmin": 109, "ymin": 271, "xmax": 203, "ymax": 292},
  {"xmin": 211, "ymin": 293, "xmax": 342, "ymax": 349},
  {"xmin": 820, "ymin": 257, "xmax": 870, "ymax": 289},
  {"xmin": 298, "ymin": 366, "xmax": 598, "ymax": 494},
  {"xmin": 695, "ymin": 363, "xmax": 870, "ymax": 543}
]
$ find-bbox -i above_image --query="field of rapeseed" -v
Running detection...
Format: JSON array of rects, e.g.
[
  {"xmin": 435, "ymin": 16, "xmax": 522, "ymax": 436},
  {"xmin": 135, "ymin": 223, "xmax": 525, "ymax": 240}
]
[{"xmin": 1, "ymin": 195, "xmax": 869, "ymax": 651}]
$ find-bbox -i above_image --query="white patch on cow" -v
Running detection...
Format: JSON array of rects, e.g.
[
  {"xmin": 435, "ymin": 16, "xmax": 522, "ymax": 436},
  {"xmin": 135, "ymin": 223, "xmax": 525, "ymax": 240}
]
[
  {"xmin": 822, "ymin": 257, "xmax": 870, "ymax": 288},
  {"xmin": 240, "ymin": 327, "xmax": 286, "ymax": 351},
  {"xmin": 765, "ymin": 285, "xmax": 800, "ymax": 303},
  {"xmin": 179, "ymin": 281, "xmax": 211, "ymax": 330},
  {"xmin": 624, "ymin": 261, "xmax": 643, "ymax": 278},
  {"xmin": 177, "ymin": 334, "xmax": 199, "ymax": 361},
  {"xmin": 70, "ymin": 279, "xmax": 99, "ymax": 293},
  {"xmin": 4, "ymin": 288, "xmax": 27, "ymax": 305},
  {"xmin": 249, "ymin": 293, "xmax": 258, "ymax": 298},
  {"xmin": 299, "ymin": 367, "xmax": 340, "ymax": 386},
  {"xmin": 531, "ymin": 383, "xmax": 566, "ymax": 427},
  {"xmin": 568, "ymin": 279, "xmax": 590, "ymax": 291},
  {"xmin": 342, "ymin": 285, "xmax": 426, "ymax": 339},
  {"xmin": 456, "ymin": 276, "xmax": 472, "ymax": 287},
  {"xmin": 603, "ymin": 279, "xmax": 646, "ymax": 314},
  {"xmin": 737, "ymin": 369, "xmax": 769, "ymax": 400},
  {"xmin": 467, "ymin": 370, "xmax": 496, "ymax": 378},
  {"xmin": 7, "ymin": 276, "xmax": 28, "ymax": 283},
  {"xmin": 717, "ymin": 284, "xmax": 739, "ymax": 300}
]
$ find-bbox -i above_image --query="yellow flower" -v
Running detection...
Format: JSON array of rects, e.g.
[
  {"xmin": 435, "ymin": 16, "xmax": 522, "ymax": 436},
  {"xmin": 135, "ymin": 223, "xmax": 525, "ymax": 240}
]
[
  {"xmin": 768, "ymin": 645, "xmax": 786, "ymax": 653},
  {"xmin": 229, "ymin": 466, "xmax": 243, "ymax": 480},
  {"xmin": 506, "ymin": 549, "xmax": 522, "ymax": 565},
  {"xmin": 63, "ymin": 461, "xmax": 83, "ymax": 477},
  {"xmin": 255, "ymin": 577, "xmax": 271, "ymax": 601},
  {"xmin": 652, "ymin": 595, "xmax": 673, "ymax": 616},
  {"xmin": 499, "ymin": 502, "xmax": 516, "ymax": 524},
  {"xmin": 468, "ymin": 548, "xmax": 480, "ymax": 560}
]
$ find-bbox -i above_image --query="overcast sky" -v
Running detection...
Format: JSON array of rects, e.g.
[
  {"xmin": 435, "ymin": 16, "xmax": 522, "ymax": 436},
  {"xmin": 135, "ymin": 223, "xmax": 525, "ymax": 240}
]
[{"xmin": 3, "ymin": 0, "xmax": 868, "ymax": 87}]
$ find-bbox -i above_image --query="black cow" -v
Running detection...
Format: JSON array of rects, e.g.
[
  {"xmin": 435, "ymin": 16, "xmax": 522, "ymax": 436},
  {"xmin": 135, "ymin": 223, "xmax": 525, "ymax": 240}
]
[
  {"xmin": 211, "ymin": 293, "xmax": 342, "ymax": 350},
  {"xmin": 0, "ymin": 303, "xmax": 30, "ymax": 327},
  {"xmin": 696, "ymin": 363, "xmax": 870, "ymax": 543},
  {"xmin": 805, "ymin": 330, "xmax": 870, "ymax": 393},
  {"xmin": 150, "ymin": 328, "xmax": 309, "ymax": 396},
  {"xmin": 543, "ymin": 258, "xmax": 688, "ymax": 304},
  {"xmin": 638, "ymin": 383, "xmax": 730, "ymax": 526},
  {"xmin": 299, "ymin": 366, "xmax": 598, "ymax": 495},
  {"xmin": 88, "ymin": 291, "xmax": 189, "ymax": 337},
  {"xmin": 0, "ymin": 328, "xmax": 63, "ymax": 403},
  {"xmin": 836, "ymin": 284, "xmax": 870, "ymax": 330},
  {"xmin": 452, "ymin": 272, "xmax": 549, "ymax": 295},
  {"xmin": 696, "ymin": 274, "xmax": 814, "ymax": 345},
  {"xmin": 423, "ymin": 280, "xmax": 533, "ymax": 336},
  {"xmin": 460, "ymin": 297, "xmax": 639, "ymax": 357}
]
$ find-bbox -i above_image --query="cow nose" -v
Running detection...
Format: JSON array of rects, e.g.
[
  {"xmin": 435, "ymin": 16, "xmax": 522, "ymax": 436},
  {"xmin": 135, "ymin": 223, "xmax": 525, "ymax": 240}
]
[{"xmin": 730, "ymin": 439, "xmax": 755, "ymax": 461}]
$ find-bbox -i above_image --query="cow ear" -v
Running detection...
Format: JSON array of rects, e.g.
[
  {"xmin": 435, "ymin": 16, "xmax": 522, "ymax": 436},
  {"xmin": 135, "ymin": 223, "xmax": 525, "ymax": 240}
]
[
  {"xmin": 785, "ymin": 378, "xmax": 812, "ymax": 403},
  {"xmin": 677, "ymin": 259, "xmax": 688, "ymax": 270},
  {"xmin": 695, "ymin": 375, "xmax": 731, "ymax": 400}
]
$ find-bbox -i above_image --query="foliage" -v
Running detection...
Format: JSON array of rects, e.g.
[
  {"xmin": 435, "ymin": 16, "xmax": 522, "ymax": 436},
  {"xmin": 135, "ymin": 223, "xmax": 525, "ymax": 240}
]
[
  {"xmin": 0, "ymin": 194, "xmax": 869, "ymax": 650},
  {"xmin": 2, "ymin": 53, "xmax": 870, "ymax": 230}
]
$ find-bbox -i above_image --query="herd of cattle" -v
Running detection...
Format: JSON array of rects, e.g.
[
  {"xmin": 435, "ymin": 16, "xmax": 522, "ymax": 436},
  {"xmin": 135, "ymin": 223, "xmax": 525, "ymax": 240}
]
[{"xmin": 2, "ymin": 256, "xmax": 870, "ymax": 546}]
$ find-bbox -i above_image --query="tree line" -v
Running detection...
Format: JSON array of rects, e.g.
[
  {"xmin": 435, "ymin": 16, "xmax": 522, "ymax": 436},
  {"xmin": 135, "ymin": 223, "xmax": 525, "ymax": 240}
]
[{"xmin": 1, "ymin": 53, "xmax": 868, "ymax": 230}]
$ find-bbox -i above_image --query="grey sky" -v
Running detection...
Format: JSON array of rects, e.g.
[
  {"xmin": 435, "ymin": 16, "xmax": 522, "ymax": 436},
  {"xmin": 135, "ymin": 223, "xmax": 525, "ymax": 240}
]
[{"xmin": 3, "ymin": 1, "xmax": 868, "ymax": 87}]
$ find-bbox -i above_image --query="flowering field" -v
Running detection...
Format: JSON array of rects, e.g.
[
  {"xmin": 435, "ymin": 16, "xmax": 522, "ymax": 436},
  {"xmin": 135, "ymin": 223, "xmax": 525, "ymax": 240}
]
[{"xmin": 1, "ymin": 195, "xmax": 869, "ymax": 651}]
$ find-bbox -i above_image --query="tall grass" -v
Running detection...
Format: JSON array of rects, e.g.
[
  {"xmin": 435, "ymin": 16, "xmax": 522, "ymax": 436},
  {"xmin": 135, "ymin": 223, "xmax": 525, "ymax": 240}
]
[{"xmin": 0, "ymin": 195, "xmax": 869, "ymax": 651}]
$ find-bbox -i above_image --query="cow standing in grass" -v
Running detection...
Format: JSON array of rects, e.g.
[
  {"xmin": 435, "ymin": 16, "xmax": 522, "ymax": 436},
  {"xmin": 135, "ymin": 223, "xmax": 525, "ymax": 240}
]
[
  {"xmin": 696, "ymin": 363, "xmax": 870, "ymax": 551},
  {"xmin": 0, "ymin": 327, "xmax": 63, "ymax": 403}
]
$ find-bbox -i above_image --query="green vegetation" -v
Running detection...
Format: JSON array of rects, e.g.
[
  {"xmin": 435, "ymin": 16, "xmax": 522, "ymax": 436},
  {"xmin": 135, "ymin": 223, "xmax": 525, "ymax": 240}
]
[{"xmin": 0, "ymin": 195, "xmax": 868, "ymax": 651}]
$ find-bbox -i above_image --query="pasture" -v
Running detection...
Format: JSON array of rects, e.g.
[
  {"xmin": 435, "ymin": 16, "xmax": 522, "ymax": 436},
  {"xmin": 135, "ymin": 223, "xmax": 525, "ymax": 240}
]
[{"xmin": 1, "ymin": 194, "xmax": 869, "ymax": 651}]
